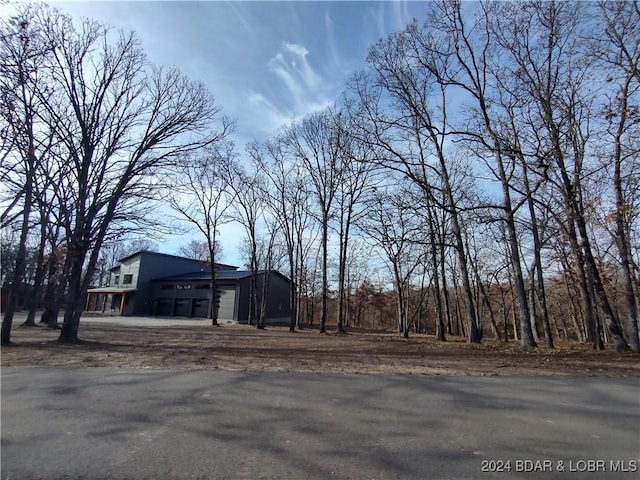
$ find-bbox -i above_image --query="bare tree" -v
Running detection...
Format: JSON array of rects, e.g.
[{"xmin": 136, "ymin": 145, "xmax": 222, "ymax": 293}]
[
  {"xmin": 285, "ymin": 110, "xmax": 344, "ymax": 334},
  {"xmin": 221, "ymin": 154, "xmax": 265, "ymax": 327},
  {"xmin": 168, "ymin": 144, "xmax": 235, "ymax": 325},
  {"xmin": 254, "ymin": 223, "xmax": 284, "ymax": 329},
  {"xmin": 590, "ymin": 0, "xmax": 640, "ymax": 352},
  {"xmin": 0, "ymin": 7, "xmax": 55, "ymax": 344},
  {"xmin": 177, "ymin": 239, "xmax": 217, "ymax": 262},
  {"xmin": 347, "ymin": 23, "xmax": 483, "ymax": 342},
  {"xmin": 7, "ymin": 6, "xmax": 234, "ymax": 343},
  {"xmin": 251, "ymin": 137, "xmax": 318, "ymax": 331},
  {"xmin": 488, "ymin": 0, "xmax": 628, "ymax": 349},
  {"xmin": 359, "ymin": 187, "xmax": 425, "ymax": 338},
  {"xmin": 333, "ymin": 111, "xmax": 378, "ymax": 333},
  {"xmin": 412, "ymin": 1, "xmax": 537, "ymax": 347}
]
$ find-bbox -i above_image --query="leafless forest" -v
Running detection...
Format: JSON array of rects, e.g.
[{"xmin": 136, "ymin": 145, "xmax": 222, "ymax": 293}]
[{"xmin": 2, "ymin": 1, "xmax": 640, "ymax": 353}]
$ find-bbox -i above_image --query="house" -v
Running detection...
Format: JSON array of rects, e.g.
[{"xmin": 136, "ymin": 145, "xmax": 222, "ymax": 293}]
[{"xmin": 85, "ymin": 250, "xmax": 291, "ymax": 324}]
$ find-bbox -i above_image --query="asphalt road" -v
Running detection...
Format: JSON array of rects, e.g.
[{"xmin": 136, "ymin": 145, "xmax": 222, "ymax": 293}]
[{"xmin": 1, "ymin": 368, "xmax": 639, "ymax": 480}]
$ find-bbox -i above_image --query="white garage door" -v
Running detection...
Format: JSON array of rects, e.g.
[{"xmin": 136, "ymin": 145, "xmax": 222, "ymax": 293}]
[{"xmin": 217, "ymin": 286, "xmax": 237, "ymax": 322}]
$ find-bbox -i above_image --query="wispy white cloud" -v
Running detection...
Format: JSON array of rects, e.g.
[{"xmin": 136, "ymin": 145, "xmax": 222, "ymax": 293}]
[
  {"xmin": 369, "ymin": 1, "xmax": 417, "ymax": 46},
  {"xmin": 389, "ymin": 0, "xmax": 412, "ymax": 30},
  {"xmin": 246, "ymin": 91, "xmax": 276, "ymax": 110},
  {"xmin": 267, "ymin": 42, "xmax": 322, "ymax": 102},
  {"xmin": 286, "ymin": 43, "xmax": 321, "ymax": 88},
  {"xmin": 225, "ymin": 1, "xmax": 253, "ymax": 37},
  {"xmin": 259, "ymin": 41, "xmax": 333, "ymax": 130},
  {"xmin": 374, "ymin": 3, "xmax": 388, "ymax": 41},
  {"xmin": 324, "ymin": 12, "xmax": 340, "ymax": 68}
]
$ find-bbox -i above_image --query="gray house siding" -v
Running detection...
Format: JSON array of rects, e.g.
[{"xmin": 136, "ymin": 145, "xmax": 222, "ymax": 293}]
[
  {"xmin": 119, "ymin": 292, "xmax": 136, "ymax": 316},
  {"xmin": 235, "ymin": 273, "xmax": 290, "ymax": 324},
  {"xmin": 133, "ymin": 253, "xmax": 209, "ymax": 315},
  {"xmin": 109, "ymin": 256, "xmax": 142, "ymax": 289},
  {"xmin": 108, "ymin": 256, "xmax": 143, "ymax": 315},
  {"xmin": 260, "ymin": 272, "xmax": 290, "ymax": 323}
]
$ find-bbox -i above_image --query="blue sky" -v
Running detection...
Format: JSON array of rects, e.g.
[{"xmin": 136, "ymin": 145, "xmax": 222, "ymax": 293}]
[
  {"xmin": 52, "ymin": 0, "xmax": 428, "ymax": 145},
  {"xmin": 3, "ymin": 1, "xmax": 430, "ymax": 266}
]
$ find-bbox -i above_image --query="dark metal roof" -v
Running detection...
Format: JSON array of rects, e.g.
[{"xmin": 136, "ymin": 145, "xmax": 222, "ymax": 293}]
[
  {"xmin": 155, "ymin": 270, "xmax": 251, "ymax": 282},
  {"xmin": 152, "ymin": 270, "xmax": 291, "ymax": 283},
  {"xmin": 110, "ymin": 250, "xmax": 238, "ymax": 271}
]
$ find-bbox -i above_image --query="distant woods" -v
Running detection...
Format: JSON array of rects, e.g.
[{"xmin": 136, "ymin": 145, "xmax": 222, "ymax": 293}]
[{"xmin": 2, "ymin": 1, "xmax": 639, "ymax": 352}]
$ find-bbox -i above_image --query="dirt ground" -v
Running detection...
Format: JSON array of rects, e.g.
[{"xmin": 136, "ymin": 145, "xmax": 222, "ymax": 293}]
[{"xmin": 2, "ymin": 315, "xmax": 640, "ymax": 376}]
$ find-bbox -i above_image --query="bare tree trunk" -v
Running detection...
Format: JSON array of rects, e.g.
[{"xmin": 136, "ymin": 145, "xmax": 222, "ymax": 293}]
[
  {"xmin": 58, "ymin": 243, "xmax": 85, "ymax": 343},
  {"xmin": 396, "ymin": 279, "xmax": 409, "ymax": 339},
  {"xmin": 520, "ymin": 158, "xmax": 554, "ymax": 347},
  {"xmin": 23, "ymin": 216, "xmax": 48, "ymax": 327},
  {"xmin": 507, "ymin": 270, "xmax": 519, "ymax": 342},
  {"xmin": 288, "ymin": 254, "xmax": 297, "ymax": 331},
  {"xmin": 429, "ymin": 214, "xmax": 446, "ymax": 341},
  {"xmin": 450, "ymin": 265, "xmax": 465, "ymax": 338},
  {"xmin": 40, "ymin": 248, "xmax": 66, "ymax": 329},
  {"xmin": 448, "ymin": 195, "xmax": 481, "ymax": 343},
  {"xmin": 319, "ymin": 212, "xmax": 329, "ymax": 334},
  {"xmin": 1, "ymin": 185, "xmax": 31, "ymax": 344},
  {"xmin": 440, "ymin": 245, "xmax": 453, "ymax": 336},
  {"xmin": 611, "ymin": 69, "xmax": 640, "ymax": 352},
  {"xmin": 258, "ymin": 270, "xmax": 271, "ymax": 329},
  {"xmin": 210, "ymin": 266, "xmax": 219, "ymax": 326},
  {"xmin": 499, "ymin": 284, "xmax": 510, "ymax": 342},
  {"xmin": 586, "ymin": 265, "xmax": 605, "ymax": 350},
  {"xmin": 574, "ymin": 198, "xmax": 628, "ymax": 350},
  {"xmin": 336, "ymin": 218, "xmax": 348, "ymax": 334}
]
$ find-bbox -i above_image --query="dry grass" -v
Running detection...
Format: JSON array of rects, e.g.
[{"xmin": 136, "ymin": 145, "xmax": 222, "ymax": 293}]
[{"xmin": 2, "ymin": 321, "xmax": 639, "ymax": 376}]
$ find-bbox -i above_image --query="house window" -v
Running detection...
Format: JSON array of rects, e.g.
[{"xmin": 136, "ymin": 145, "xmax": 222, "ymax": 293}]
[
  {"xmin": 123, "ymin": 274, "xmax": 133, "ymax": 285},
  {"xmin": 114, "ymin": 275, "xmax": 120, "ymax": 285}
]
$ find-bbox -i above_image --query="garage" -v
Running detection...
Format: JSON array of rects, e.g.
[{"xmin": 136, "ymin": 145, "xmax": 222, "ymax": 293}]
[
  {"xmin": 151, "ymin": 269, "xmax": 289, "ymax": 324},
  {"xmin": 157, "ymin": 298, "xmax": 173, "ymax": 316},
  {"xmin": 174, "ymin": 298, "xmax": 190, "ymax": 317},
  {"xmin": 217, "ymin": 286, "xmax": 237, "ymax": 322},
  {"xmin": 191, "ymin": 298, "xmax": 209, "ymax": 318}
]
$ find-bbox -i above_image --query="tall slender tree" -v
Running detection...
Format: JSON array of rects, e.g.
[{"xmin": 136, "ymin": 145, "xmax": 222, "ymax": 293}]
[
  {"xmin": 489, "ymin": 0, "xmax": 628, "ymax": 349},
  {"xmin": 591, "ymin": 0, "xmax": 640, "ymax": 352},
  {"xmin": 0, "ymin": 7, "xmax": 55, "ymax": 344},
  {"xmin": 222, "ymin": 153, "xmax": 265, "ymax": 327},
  {"xmin": 168, "ymin": 144, "xmax": 235, "ymax": 325},
  {"xmin": 251, "ymin": 138, "xmax": 316, "ymax": 331},
  {"xmin": 333, "ymin": 111, "xmax": 377, "ymax": 333},
  {"xmin": 359, "ymin": 187, "xmax": 424, "ymax": 338},
  {"xmin": 286, "ymin": 110, "xmax": 344, "ymax": 333}
]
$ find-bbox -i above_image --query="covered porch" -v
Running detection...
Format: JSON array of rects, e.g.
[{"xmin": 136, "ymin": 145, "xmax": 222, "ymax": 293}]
[{"xmin": 85, "ymin": 287, "xmax": 137, "ymax": 315}]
